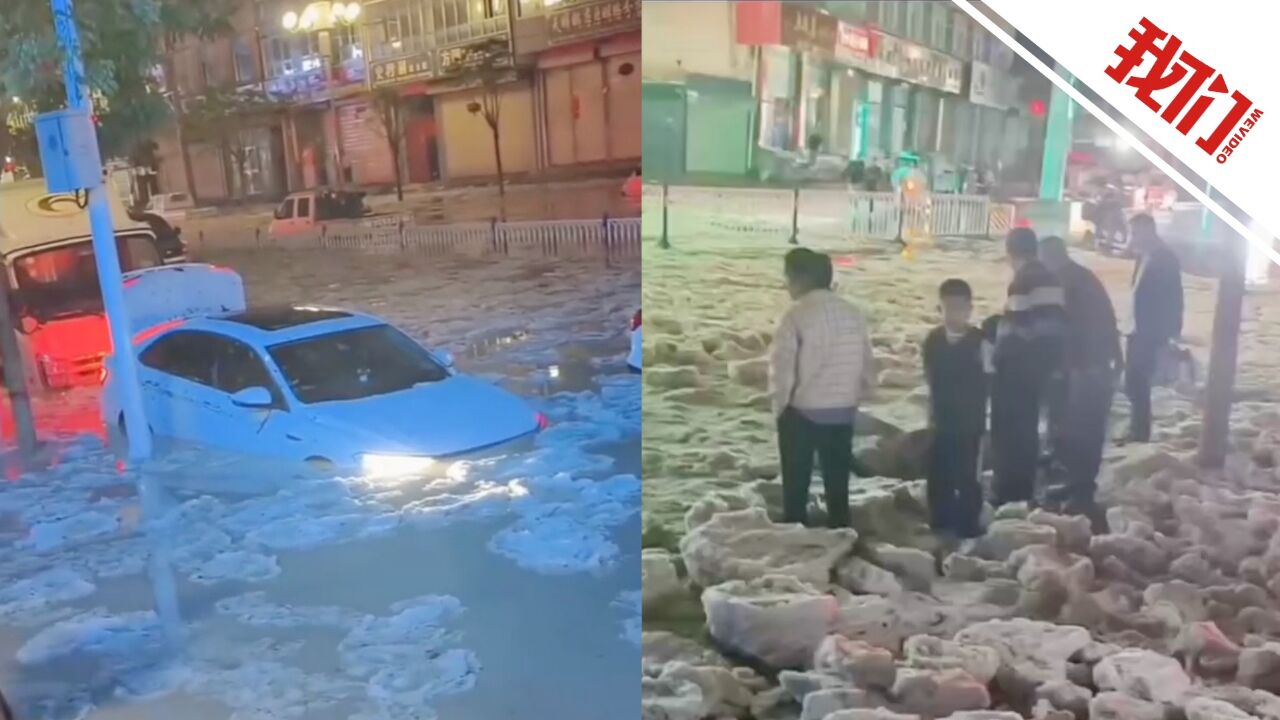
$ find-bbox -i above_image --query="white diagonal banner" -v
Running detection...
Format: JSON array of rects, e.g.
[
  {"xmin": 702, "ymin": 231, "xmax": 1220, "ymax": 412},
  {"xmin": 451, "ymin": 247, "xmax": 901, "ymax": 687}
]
[{"xmin": 957, "ymin": 0, "xmax": 1280, "ymax": 265}]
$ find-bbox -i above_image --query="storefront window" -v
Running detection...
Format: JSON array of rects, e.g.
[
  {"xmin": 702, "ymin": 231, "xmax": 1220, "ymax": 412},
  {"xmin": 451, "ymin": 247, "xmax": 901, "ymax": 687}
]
[
  {"xmin": 366, "ymin": 0, "xmax": 430, "ymax": 60},
  {"xmin": 952, "ymin": 16, "xmax": 971, "ymax": 60},
  {"xmin": 907, "ymin": 3, "xmax": 926, "ymax": 43},
  {"xmin": 931, "ymin": 6, "xmax": 951, "ymax": 51}
]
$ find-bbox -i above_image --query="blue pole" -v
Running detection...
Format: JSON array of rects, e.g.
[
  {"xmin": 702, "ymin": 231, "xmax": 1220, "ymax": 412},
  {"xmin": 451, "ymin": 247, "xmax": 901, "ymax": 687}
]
[
  {"xmin": 51, "ymin": 0, "xmax": 181, "ymax": 640},
  {"xmin": 51, "ymin": 0, "xmax": 150, "ymax": 461}
]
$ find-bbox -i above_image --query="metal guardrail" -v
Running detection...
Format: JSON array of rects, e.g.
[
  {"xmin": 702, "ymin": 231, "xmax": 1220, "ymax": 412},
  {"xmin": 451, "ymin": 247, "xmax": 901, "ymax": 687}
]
[
  {"xmin": 197, "ymin": 217, "xmax": 641, "ymax": 264},
  {"xmin": 644, "ymin": 184, "xmax": 997, "ymax": 246}
]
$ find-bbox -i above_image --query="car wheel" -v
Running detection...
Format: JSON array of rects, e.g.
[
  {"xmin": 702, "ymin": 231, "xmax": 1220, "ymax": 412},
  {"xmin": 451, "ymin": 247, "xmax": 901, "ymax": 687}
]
[{"xmin": 305, "ymin": 456, "xmax": 336, "ymax": 474}]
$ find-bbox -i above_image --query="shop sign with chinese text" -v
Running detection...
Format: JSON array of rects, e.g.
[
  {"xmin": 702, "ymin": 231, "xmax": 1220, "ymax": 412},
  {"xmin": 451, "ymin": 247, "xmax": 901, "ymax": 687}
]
[
  {"xmin": 780, "ymin": 4, "xmax": 837, "ymax": 54},
  {"xmin": 548, "ymin": 0, "xmax": 640, "ymax": 45},
  {"xmin": 370, "ymin": 55, "xmax": 436, "ymax": 88}
]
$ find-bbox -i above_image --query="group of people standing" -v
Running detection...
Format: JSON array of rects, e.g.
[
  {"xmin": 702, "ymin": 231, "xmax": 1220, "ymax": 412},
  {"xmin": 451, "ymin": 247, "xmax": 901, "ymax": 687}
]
[{"xmin": 769, "ymin": 214, "xmax": 1184, "ymax": 539}]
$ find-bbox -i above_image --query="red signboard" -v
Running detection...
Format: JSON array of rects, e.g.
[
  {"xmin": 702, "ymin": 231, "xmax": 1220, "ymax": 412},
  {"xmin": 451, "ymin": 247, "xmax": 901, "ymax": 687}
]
[
  {"xmin": 734, "ymin": 0, "xmax": 835, "ymax": 54},
  {"xmin": 837, "ymin": 22, "xmax": 873, "ymax": 59}
]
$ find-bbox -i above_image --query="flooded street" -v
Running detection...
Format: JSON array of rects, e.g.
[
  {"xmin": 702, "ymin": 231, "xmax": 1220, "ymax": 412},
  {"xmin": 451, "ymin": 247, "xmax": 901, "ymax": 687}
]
[{"xmin": 0, "ymin": 249, "xmax": 640, "ymax": 719}]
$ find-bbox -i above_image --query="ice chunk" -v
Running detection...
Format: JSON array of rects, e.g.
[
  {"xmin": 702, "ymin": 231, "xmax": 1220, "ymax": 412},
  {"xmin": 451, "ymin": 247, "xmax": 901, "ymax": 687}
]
[
  {"xmin": 0, "ymin": 567, "xmax": 96, "ymax": 618},
  {"xmin": 190, "ymin": 550, "xmax": 281, "ymax": 585},
  {"xmin": 18, "ymin": 609, "xmax": 163, "ymax": 665},
  {"xmin": 26, "ymin": 509, "xmax": 120, "ymax": 551}
]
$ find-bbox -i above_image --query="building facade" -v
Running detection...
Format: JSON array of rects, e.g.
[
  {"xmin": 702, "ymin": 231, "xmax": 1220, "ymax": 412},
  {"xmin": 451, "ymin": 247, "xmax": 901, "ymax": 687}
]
[
  {"xmin": 156, "ymin": 0, "xmax": 639, "ymax": 200},
  {"xmin": 642, "ymin": 0, "xmax": 1036, "ymax": 187}
]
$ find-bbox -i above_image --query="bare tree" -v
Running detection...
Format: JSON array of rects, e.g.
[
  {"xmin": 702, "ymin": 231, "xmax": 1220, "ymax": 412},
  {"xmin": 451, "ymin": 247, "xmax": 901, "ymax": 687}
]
[
  {"xmin": 462, "ymin": 39, "xmax": 512, "ymax": 211},
  {"xmin": 371, "ymin": 87, "xmax": 408, "ymax": 202}
]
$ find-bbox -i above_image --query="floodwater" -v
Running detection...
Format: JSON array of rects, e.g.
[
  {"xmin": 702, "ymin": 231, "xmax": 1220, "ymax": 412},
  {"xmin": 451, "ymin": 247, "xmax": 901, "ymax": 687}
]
[{"xmin": 0, "ymin": 249, "xmax": 641, "ymax": 719}]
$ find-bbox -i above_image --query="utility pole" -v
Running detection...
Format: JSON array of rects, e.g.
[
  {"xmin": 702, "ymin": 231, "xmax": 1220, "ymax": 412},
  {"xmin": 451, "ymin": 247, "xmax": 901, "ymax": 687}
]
[
  {"xmin": 50, "ymin": 0, "xmax": 181, "ymax": 642},
  {"xmin": 1038, "ymin": 67, "xmax": 1073, "ymax": 202},
  {"xmin": 50, "ymin": 0, "xmax": 151, "ymax": 462},
  {"xmin": 1198, "ymin": 222, "xmax": 1245, "ymax": 469}
]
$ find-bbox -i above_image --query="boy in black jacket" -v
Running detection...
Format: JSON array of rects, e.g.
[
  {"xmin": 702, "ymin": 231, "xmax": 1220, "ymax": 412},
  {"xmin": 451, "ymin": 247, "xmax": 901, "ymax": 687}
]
[{"xmin": 923, "ymin": 279, "xmax": 989, "ymax": 539}]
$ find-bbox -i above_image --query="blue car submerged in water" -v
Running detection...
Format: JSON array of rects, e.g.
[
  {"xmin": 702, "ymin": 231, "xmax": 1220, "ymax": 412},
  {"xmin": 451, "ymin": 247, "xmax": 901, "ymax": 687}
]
[{"xmin": 103, "ymin": 272, "xmax": 545, "ymax": 475}]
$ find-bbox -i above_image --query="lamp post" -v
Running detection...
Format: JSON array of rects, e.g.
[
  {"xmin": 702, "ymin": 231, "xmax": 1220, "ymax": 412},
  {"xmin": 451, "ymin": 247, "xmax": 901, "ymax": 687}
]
[
  {"xmin": 49, "ymin": 0, "xmax": 182, "ymax": 648},
  {"xmin": 281, "ymin": 1, "xmax": 361, "ymax": 33}
]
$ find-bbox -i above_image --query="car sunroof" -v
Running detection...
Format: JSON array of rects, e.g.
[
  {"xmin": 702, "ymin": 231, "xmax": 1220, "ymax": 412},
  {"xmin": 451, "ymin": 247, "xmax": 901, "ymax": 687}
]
[{"xmin": 222, "ymin": 307, "xmax": 352, "ymax": 331}]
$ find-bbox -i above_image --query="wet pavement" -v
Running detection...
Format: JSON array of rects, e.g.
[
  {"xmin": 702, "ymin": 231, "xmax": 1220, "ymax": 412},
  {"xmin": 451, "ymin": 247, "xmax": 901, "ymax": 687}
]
[{"xmin": 0, "ymin": 250, "xmax": 640, "ymax": 719}]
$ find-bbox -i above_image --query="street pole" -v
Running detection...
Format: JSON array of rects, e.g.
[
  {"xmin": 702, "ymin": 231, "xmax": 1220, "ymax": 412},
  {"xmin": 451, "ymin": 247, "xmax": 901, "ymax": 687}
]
[
  {"xmin": 1198, "ymin": 226, "xmax": 1245, "ymax": 469},
  {"xmin": 0, "ymin": 271, "xmax": 38, "ymax": 456},
  {"xmin": 51, "ymin": 0, "xmax": 180, "ymax": 641},
  {"xmin": 51, "ymin": 0, "xmax": 151, "ymax": 462},
  {"xmin": 1038, "ymin": 69, "xmax": 1074, "ymax": 202}
]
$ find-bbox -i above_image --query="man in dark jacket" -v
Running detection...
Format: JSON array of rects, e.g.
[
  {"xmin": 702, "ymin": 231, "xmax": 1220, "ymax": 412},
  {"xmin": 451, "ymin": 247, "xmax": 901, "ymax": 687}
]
[
  {"xmin": 991, "ymin": 228, "xmax": 1068, "ymax": 505},
  {"xmin": 1040, "ymin": 236, "xmax": 1120, "ymax": 529},
  {"xmin": 1126, "ymin": 213, "xmax": 1184, "ymax": 442}
]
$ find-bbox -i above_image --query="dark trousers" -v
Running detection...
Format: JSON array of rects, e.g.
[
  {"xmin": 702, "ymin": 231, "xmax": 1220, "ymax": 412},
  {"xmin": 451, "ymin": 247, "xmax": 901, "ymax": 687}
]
[
  {"xmin": 991, "ymin": 356, "xmax": 1051, "ymax": 505},
  {"xmin": 777, "ymin": 408, "xmax": 853, "ymax": 527},
  {"xmin": 927, "ymin": 430, "xmax": 984, "ymax": 537},
  {"xmin": 1125, "ymin": 335, "xmax": 1162, "ymax": 441},
  {"xmin": 1056, "ymin": 368, "xmax": 1115, "ymax": 508}
]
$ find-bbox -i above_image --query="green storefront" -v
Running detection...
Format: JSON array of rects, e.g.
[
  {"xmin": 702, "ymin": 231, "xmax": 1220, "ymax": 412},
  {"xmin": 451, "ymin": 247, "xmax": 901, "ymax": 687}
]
[{"xmin": 641, "ymin": 74, "xmax": 755, "ymax": 182}]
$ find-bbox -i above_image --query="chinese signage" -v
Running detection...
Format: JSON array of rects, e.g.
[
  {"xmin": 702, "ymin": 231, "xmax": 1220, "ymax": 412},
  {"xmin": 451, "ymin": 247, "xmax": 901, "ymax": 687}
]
[
  {"xmin": 370, "ymin": 55, "xmax": 436, "ymax": 87},
  {"xmin": 437, "ymin": 39, "xmax": 511, "ymax": 75},
  {"xmin": 548, "ymin": 0, "xmax": 640, "ymax": 45},
  {"xmin": 1105, "ymin": 17, "xmax": 1262, "ymax": 164},
  {"xmin": 779, "ymin": 3, "xmax": 837, "ymax": 54},
  {"xmin": 968, "ymin": 60, "xmax": 1011, "ymax": 108},
  {"xmin": 867, "ymin": 33, "xmax": 962, "ymax": 94},
  {"xmin": 836, "ymin": 23, "xmax": 873, "ymax": 61},
  {"xmin": 370, "ymin": 37, "xmax": 512, "ymax": 88}
]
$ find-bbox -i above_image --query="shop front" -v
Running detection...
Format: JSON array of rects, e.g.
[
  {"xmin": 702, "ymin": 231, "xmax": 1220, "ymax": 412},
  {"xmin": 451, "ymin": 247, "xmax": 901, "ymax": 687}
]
[
  {"xmin": 368, "ymin": 35, "xmax": 537, "ymax": 182},
  {"xmin": 845, "ymin": 30, "xmax": 963, "ymax": 167},
  {"xmin": 538, "ymin": 0, "xmax": 641, "ymax": 167},
  {"xmin": 735, "ymin": 0, "xmax": 837, "ymax": 154}
]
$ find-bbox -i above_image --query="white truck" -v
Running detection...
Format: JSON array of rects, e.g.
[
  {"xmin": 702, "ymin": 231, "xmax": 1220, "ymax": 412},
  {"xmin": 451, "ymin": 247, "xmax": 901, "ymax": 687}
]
[{"xmin": 0, "ymin": 180, "xmax": 180, "ymax": 390}]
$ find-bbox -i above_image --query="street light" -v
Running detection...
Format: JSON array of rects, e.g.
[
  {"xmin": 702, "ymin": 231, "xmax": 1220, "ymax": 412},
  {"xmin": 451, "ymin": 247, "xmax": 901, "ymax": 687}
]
[{"xmin": 279, "ymin": 1, "xmax": 361, "ymax": 32}]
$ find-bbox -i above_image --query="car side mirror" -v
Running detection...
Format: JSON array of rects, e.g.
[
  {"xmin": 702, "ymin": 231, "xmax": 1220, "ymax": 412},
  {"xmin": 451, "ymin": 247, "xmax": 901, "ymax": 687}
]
[
  {"xmin": 434, "ymin": 350, "xmax": 455, "ymax": 369},
  {"xmin": 231, "ymin": 386, "xmax": 274, "ymax": 408}
]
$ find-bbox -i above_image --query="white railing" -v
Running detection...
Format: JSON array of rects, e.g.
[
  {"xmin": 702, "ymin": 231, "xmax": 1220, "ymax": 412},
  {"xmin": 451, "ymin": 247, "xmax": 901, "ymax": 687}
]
[
  {"xmin": 644, "ymin": 184, "xmax": 995, "ymax": 244},
  {"xmin": 209, "ymin": 218, "xmax": 642, "ymax": 262}
]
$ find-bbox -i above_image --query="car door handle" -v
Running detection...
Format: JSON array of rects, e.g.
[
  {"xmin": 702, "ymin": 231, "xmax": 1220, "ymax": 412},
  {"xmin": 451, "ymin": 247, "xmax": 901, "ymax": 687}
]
[{"xmin": 285, "ymin": 434, "xmax": 303, "ymax": 442}]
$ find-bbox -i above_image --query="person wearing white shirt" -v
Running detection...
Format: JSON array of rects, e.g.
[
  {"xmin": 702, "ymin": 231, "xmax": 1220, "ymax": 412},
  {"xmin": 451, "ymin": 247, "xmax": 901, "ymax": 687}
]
[{"xmin": 769, "ymin": 249, "xmax": 876, "ymax": 528}]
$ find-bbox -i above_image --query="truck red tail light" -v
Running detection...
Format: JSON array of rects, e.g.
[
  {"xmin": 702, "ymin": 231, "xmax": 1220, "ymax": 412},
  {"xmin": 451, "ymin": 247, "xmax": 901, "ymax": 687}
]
[{"xmin": 630, "ymin": 310, "xmax": 641, "ymax": 331}]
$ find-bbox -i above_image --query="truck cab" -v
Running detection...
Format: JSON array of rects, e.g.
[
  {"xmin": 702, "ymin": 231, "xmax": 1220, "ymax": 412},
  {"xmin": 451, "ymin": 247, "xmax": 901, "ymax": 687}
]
[
  {"xmin": 269, "ymin": 188, "xmax": 375, "ymax": 237},
  {"xmin": 0, "ymin": 180, "xmax": 171, "ymax": 390}
]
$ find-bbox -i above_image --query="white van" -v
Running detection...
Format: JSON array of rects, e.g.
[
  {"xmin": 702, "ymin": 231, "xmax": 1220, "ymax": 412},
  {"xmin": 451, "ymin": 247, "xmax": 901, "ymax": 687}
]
[{"xmin": 0, "ymin": 180, "xmax": 173, "ymax": 390}]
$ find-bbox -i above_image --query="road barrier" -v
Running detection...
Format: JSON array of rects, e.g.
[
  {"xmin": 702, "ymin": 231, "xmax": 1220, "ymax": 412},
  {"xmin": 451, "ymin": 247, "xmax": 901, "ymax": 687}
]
[
  {"xmin": 644, "ymin": 184, "xmax": 997, "ymax": 247},
  {"xmin": 988, "ymin": 202, "xmax": 1018, "ymax": 237},
  {"xmin": 201, "ymin": 217, "xmax": 641, "ymax": 265}
]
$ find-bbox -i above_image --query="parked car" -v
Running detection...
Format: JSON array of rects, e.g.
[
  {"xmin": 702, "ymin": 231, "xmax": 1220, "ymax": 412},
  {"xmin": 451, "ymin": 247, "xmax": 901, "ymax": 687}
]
[
  {"xmin": 104, "ymin": 266, "xmax": 546, "ymax": 474},
  {"xmin": 145, "ymin": 192, "xmax": 196, "ymax": 224},
  {"xmin": 628, "ymin": 309, "xmax": 641, "ymax": 373}
]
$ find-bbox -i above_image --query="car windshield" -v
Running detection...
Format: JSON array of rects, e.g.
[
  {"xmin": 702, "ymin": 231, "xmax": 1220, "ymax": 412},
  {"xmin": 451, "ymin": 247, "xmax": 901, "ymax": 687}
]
[
  {"xmin": 267, "ymin": 324, "xmax": 449, "ymax": 404},
  {"xmin": 12, "ymin": 233, "xmax": 163, "ymax": 321}
]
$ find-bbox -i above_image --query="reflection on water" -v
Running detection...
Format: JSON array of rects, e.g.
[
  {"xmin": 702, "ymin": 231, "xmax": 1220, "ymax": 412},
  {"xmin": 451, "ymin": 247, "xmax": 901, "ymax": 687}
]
[{"xmin": 0, "ymin": 252, "xmax": 639, "ymax": 720}]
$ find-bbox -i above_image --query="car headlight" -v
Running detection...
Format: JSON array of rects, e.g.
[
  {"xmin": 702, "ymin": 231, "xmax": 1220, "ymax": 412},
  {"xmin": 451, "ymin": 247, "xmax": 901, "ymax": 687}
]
[{"xmin": 360, "ymin": 453, "xmax": 435, "ymax": 477}]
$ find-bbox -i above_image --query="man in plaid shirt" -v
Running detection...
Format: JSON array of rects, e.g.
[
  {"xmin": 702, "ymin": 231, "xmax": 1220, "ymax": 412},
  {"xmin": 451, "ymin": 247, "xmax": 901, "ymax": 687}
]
[{"xmin": 770, "ymin": 249, "xmax": 876, "ymax": 528}]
